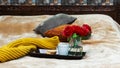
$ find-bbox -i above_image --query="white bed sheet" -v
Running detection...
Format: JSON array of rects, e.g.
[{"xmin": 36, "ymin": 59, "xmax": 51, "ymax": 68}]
[{"xmin": 0, "ymin": 14, "xmax": 120, "ymax": 68}]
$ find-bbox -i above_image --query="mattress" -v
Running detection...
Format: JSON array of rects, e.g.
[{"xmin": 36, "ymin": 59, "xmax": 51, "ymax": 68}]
[{"xmin": 0, "ymin": 14, "xmax": 120, "ymax": 68}]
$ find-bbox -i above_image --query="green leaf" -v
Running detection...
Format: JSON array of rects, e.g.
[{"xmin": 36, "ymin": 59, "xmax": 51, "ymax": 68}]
[
  {"xmin": 72, "ymin": 33, "xmax": 78, "ymax": 38},
  {"xmin": 82, "ymin": 33, "xmax": 91, "ymax": 40},
  {"xmin": 67, "ymin": 36, "xmax": 71, "ymax": 41}
]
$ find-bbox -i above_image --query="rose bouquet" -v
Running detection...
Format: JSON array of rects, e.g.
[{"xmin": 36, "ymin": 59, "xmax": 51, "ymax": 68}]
[
  {"xmin": 62, "ymin": 24, "xmax": 92, "ymax": 56},
  {"xmin": 62, "ymin": 24, "xmax": 92, "ymax": 41}
]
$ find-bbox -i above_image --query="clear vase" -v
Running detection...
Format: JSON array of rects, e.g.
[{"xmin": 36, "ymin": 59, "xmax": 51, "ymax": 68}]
[{"xmin": 68, "ymin": 37, "xmax": 83, "ymax": 56}]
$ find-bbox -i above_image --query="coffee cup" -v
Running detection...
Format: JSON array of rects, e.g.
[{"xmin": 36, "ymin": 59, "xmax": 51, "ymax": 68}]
[{"xmin": 57, "ymin": 42, "xmax": 69, "ymax": 55}]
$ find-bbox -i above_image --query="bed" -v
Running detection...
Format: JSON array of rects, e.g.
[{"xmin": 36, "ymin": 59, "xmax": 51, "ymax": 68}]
[{"xmin": 0, "ymin": 5, "xmax": 120, "ymax": 68}]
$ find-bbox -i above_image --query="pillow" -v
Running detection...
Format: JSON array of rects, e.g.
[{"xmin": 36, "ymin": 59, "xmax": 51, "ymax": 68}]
[
  {"xmin": 44, "ymin": 24, "xmax": 69, "ymax": 42},
  {"xmin": 34, "ymin": 13, "xmax": 76, "ymax": 36}
]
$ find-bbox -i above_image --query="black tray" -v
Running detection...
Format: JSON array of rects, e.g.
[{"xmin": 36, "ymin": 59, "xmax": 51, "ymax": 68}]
[{"xmin": 28, "ymin": 51, "xmax": 86, "ymax": 60}]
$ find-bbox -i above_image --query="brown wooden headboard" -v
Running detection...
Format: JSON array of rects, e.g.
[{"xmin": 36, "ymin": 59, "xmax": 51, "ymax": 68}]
[{"xmin": 0, "ymin": 5, "xmax": 120, "ymax": 24}]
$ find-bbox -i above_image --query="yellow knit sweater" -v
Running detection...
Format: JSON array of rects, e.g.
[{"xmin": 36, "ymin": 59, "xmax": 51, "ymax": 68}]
[{"xmin": 0, "ymin": 36, "xmax": 60, "ymax": 62}]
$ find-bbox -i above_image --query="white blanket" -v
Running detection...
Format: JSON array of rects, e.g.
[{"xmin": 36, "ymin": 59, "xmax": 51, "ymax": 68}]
[{"xmin": 0, "ymin": 14, "xmax": 120, "ymax": 68}]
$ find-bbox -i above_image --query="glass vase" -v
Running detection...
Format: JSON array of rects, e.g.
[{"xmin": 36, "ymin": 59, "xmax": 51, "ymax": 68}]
[{"xmin": 68, "ymin": 37, "xmax": 83, "ymax": 56}]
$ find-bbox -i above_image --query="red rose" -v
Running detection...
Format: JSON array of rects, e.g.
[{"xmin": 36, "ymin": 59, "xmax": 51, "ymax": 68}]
[
  {"xmin": 82, "ymin": 24, "xmax": 92, "ymax": 33},
  {"xmin": 71, "ymin": 25, "xmax": 84, "ymax": 36},
  {"xmin": 62, "ymin": 24, "xmax": 92, "ymax": 39},
  {"xmin": 81, "ymin": 27, "xmax": 90, "ymax": 36},
  {"xmin": 71, "ymin": 25, "xmax": 90, "ymax": 36},
  {"xmin": 62, "ymin": 25, "xmax": 74, "ymax": 37}
]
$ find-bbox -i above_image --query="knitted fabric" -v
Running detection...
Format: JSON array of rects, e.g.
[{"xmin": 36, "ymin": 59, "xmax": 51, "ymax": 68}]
[{"xmin": 0, "ymin": 36, "xmax": 60, "ymax": 62}]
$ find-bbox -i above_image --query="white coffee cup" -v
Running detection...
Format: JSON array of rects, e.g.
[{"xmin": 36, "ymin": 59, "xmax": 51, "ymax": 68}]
[{"xmin": 57, "ymin": 42, "xmax": 69, "ymax": 55}]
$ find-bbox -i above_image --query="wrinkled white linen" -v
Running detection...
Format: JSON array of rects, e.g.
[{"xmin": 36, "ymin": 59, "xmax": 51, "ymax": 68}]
[{"xmin": 0, "ymin": 14, "xmax": 120, "ymax": 68}]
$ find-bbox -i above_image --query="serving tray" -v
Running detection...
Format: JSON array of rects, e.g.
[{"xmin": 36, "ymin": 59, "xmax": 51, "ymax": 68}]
[{"xmin": 28, "ymin": 51, "xmax": 86, "ymax": 60}]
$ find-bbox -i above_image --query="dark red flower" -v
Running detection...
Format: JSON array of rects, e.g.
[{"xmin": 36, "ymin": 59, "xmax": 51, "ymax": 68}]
[
  {"xmin": 62, "ymin": 24, "xmax": 92, "ymax": 39},
  {"xmin": 72, "ymin": 25, "xmax": 82, "ymax": 35},
  {"xmin": 62, "ymin": 25, "xmax": 74, "ymax": 37},
  {"xmin": 71, "ymin": 25, "xmax": 84, "ymax": 36},
  {"xmin": 81, "ymin": 27, "xmax": 90, "ymax": 36},
  {"xmin": 82, "ymin": 24, "xmax": 92, "ymax": 33}
]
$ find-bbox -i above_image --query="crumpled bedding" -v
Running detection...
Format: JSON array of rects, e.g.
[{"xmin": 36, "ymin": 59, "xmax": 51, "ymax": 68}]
[{"xmin": 0, "ymin": 14, "xmax": 120, "ymax": 68}]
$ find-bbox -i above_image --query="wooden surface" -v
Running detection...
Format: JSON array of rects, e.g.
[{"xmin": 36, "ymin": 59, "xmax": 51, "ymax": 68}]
[
  {"xmin": 0, "ymin": 5, "xmax": 119, "ymax": 24},
  {"xmin": 116, "ymin": 1, "xmax": 120, "ymax": 23}
]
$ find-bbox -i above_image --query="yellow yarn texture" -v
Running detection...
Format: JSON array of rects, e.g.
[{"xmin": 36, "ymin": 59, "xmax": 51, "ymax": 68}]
[{"xmin": 0, "ymin": 36, "xmax": 59, "ymax": 62}]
